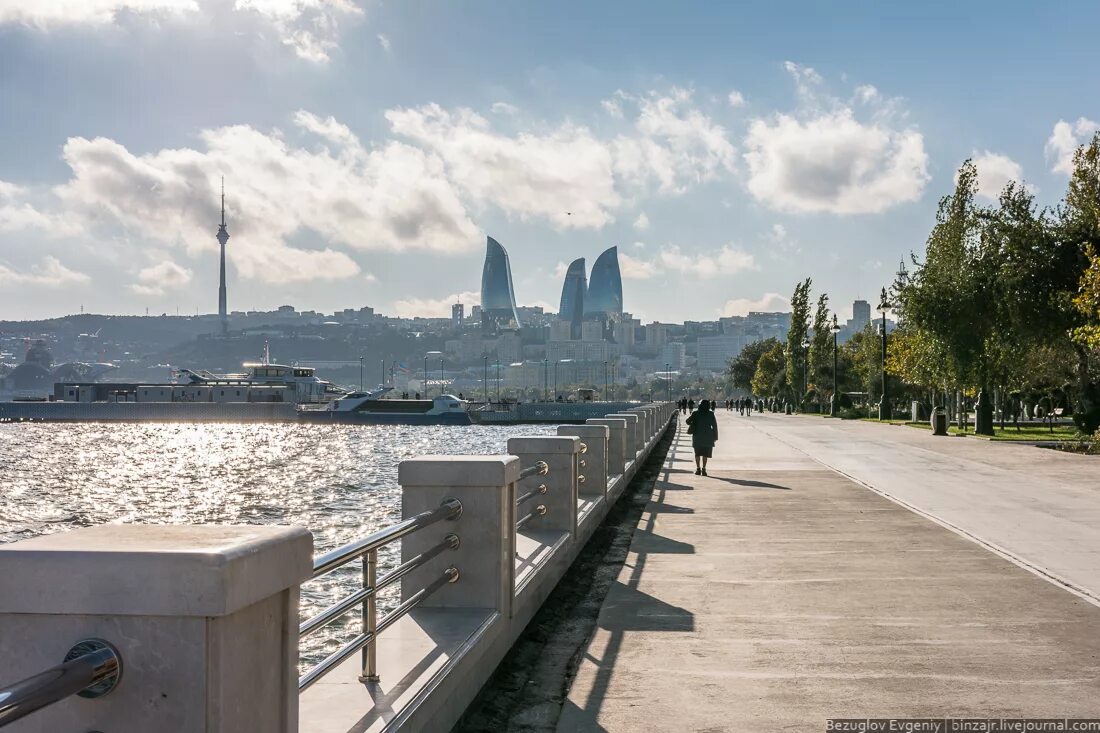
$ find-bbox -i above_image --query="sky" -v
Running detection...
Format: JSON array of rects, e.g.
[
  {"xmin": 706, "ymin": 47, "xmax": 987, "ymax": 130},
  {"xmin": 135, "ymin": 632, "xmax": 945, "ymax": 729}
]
[{"xmin": 1, "ymin": 1, "xmax": 1099, "ymax": 323}]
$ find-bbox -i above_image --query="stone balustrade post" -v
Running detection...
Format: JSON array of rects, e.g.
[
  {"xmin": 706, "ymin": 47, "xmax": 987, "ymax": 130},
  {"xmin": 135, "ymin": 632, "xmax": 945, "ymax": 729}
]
[
  {"xmin": 398, "ymin": 456, "xmax": 518, "ymax": 615},
  {"xmin": 507, "ymin": 436, "xmax": 580, "ymax": 537},
  {"xmin": 587, "ymin": 417, "xmax": 627, "ymax": 487},
  {"xmin": 557, "ymin": 424, "xmax": 609, "ymax": 501},
  {"xmin": 606, "ymin": 413, "xmax": 642, "ymax": 463},
  {"xmin": 0, "ymin": 525, "xmax": 312, "ymax": 733}
]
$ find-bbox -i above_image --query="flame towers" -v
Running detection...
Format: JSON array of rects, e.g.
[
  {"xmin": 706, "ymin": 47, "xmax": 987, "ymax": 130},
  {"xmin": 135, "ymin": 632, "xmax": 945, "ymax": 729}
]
[
  {"xmin": 584, "ymin": 246, "xmax": 623, "ymax": 319},
  {"xmin": 558, "ymin": 257, "xmax": 586, "ymax": 338},
  {"xmin": 480, "ymin": 236, "xmax": 521, "ymax": 333}
]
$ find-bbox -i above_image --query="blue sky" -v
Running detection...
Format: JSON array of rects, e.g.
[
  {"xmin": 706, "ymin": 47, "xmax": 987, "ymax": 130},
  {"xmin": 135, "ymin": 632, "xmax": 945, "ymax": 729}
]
[{"xmin": 1, "ymin": 0, "xmax": 1098, "ymax": 322}]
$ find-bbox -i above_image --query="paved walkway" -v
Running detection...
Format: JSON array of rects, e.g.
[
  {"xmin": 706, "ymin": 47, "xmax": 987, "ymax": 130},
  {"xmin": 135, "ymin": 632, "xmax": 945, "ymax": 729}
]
[{"xmin": 558, "ymin": 411, "xmax": 1100, "ymax": 732}]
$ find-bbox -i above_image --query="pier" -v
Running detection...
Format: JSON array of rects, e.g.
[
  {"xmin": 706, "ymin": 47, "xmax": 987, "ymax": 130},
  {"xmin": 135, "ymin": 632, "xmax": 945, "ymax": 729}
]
[{"xmin": 3, "ymin": 406, "xmax": 1100, "ymax": 731}]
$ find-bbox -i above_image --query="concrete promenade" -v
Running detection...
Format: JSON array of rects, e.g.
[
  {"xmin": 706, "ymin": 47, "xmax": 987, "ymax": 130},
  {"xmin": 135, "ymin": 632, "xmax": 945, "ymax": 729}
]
[{"xmin": 559, "ymin": 411, "xmax": 1100, "ymax": 732}]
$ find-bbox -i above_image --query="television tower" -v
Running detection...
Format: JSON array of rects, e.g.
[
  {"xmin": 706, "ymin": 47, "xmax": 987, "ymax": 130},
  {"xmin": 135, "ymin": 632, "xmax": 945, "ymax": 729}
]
[{"xmin": 216, "ymin": 177, "xmax": 229, "ymax": 335}]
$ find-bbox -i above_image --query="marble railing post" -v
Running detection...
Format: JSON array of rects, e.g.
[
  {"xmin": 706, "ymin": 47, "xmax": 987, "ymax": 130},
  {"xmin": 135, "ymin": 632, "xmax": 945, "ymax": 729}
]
[
  {"xmin": 557, "ymin": 424, "xmax": 609, "ymax": 501},
  {"xmin": 507, "ymin": 436, "xmax": 580, "ymax": 537},
  {"xmin": 398, "ymin": 456, "xmax": 518, "ymax": 615},
  {"xmin": 587, "ymin": 417, "xmax": 627, "ymax": 486},
  {"xmin": 0, "ymin": 525, "xmax": 312, "ymax": 733},
  {"xmin": 606, "ymin": 413, "xmax": 642, "ymax": 463}
]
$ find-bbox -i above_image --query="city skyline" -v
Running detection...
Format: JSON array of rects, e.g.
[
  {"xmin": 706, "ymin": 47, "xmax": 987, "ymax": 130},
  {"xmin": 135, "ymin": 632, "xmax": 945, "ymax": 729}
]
[{"xmin": 2, "ymin": 2, "xmax": 1098, "ymax": 323}]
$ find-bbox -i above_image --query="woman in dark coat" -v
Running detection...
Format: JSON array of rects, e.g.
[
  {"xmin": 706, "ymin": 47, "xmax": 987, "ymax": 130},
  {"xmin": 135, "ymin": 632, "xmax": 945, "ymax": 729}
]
[{"xmin": 685, "ymin": 399, "xmax": 718, "ymax": 476}]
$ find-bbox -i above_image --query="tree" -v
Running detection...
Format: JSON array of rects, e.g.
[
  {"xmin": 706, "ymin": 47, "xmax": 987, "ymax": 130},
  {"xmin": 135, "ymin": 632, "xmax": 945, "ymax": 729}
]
[
  {"xmin": 785, "ymin": 278, "xmax": 812, "ymax": 396},
  {"xmin": 808, "ymin": 293, "xmax": 831, "ymax": 399},
  {"xmin": 1073, "ymin": 245, "xmax": 1100, "ymax": 349},
  {"xmin": 751, "ymin": 341, "xmax": 788, "ymax": 397},
  {"xmin": 728, "ymin": 337, "xmax": 781, "ymax": 392}
]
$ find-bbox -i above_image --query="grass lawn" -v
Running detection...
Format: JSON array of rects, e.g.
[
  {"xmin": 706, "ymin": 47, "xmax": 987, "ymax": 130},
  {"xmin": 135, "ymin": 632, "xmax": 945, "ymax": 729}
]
[{"xmin": 899, "ymin": 422, "xmax": 1084, "ymax": 441}]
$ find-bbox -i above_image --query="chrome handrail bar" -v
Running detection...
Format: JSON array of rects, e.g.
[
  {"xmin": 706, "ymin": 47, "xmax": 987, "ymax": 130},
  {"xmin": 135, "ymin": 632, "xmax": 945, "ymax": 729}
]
[
  {"xmin": 300, "ymin": 534, "xmax": 459, "ymax": 639},
  {"xmin": 298, "ymin": 566, "xmax": 459, "ymax": 692},
  {"xmin": 0, "ymin": 640, "xmax": 122, "ymax": 729},
  {"xmin": 514, "ymin": 483, "xmax": 548, "ymax": 508},
  {"xmin": 517, "ymin": 461, "xmax": 548, "ymax": 480},
  {"xmin": 311, "ymin": 498, "xmax": 461, "ymax": 579},
  {"xmin": 516, "ymin": 504, "xmax": 546, "ymax": 531}
]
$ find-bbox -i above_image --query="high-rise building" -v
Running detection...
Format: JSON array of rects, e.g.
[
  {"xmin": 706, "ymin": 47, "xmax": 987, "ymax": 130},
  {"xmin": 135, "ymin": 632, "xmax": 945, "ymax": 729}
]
[
  {"xmin": 216, "ymin": 178, "xmax": 229, "ymax": 334},
  {"xmin": 659, "ymin": 342, "xmax": 686, "ymax": 370},
  {"xmin": 451, "ymin": 302, "xmax": 464, "ymax": 329},
  {"xmin": 480, "ymin": 236, "xmax": 521, "ymax": 333},
  {"xmin": 558, "ymin": 257, "xmax": 586, "ymax": 337},
  {"xmin": 585, "ymin": 246, "xmax": 623, "ymax": 319},
  {"xmin": 852, "ymin": 299, "xmax": 871, "ymax": 331}
]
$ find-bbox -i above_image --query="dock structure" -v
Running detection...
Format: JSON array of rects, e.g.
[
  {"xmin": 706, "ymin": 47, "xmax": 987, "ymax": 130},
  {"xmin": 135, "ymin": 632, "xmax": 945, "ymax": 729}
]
[
  {"xmin": 560, "ymin": 410, "xmax": 1100, "ymax": 731},
  {"xmin": 0, "ymin": 404, "xmax": 677, "ymax": 732},
  {"xmin": 4, "ymin": 406, "xmax": 1100, "ymax": 731}
]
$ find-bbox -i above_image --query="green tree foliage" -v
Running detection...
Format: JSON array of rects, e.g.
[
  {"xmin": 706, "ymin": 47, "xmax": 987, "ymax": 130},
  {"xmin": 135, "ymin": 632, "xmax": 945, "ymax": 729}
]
[
  {"xmin": 808, "ymin": 293, "xmax": 832, "ymax": 397},
  {"xmin": 728, "ymin": 337, "xmax": 781, "ymax": 391},
  {"xmin": 785, "ymin": 277, "xmax": 812, "ymax": 393},
  {"xmin": 751, "ymin": 341, "xmax": 788, "ymax": 397},
  {"xmin": 1073, "ymin": 246, "xmax": 1100, "ymax": 349}
]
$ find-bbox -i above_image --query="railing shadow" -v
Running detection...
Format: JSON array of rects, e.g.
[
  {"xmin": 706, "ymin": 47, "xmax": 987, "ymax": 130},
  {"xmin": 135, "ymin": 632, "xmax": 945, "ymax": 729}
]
[{"xmin": 563, "ymin": 422, "xmax": 695, "ymax": 730}]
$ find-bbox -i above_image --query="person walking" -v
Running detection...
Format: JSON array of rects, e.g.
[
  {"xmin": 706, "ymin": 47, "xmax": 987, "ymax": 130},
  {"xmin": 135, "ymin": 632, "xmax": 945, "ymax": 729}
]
[
  {"xmin": 688, "ymin": 398, "xmax": 695, "ymax": 412},
  {"xmin": 686, "ymin": 399, "xmax": 718, "ymax": 476}
]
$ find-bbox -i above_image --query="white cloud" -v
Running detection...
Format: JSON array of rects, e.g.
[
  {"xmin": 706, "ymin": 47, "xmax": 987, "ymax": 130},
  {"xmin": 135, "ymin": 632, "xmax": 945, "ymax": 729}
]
[
  {"xmin": 0, "ymin": 256, "xmax": 89, "ymax": 287},
  {"xmin": 0, "ymin": 0, "xmax": 197, "ymax": 26},
  {"xmin": 611, "ymin": 87, "xmax": 737, "ymax": 194},
  {"xmin": 742, "ymin": 65, "xmax": 928, "ymax": 214},
  {"xmin": 0, "ymin": 180, "xmax": 78, "ymax": 235},
  {"xmin": 601, "ymin": 92, "xmax": 625, "ymax": 119},
  {"xmin": 632, "ymin": 240, "xmax": 645, "ymax": 249},
  {"xmin": 131, "ymin": 260, "xmax": 192, "ymax": 295},
  {"xmin": 969, "ymin": 151, "xmax": 1029, "ymax": 201},
  {"xmin": 1046, "ymin": 118, "xmax": 1100, "ymax": 175},
  {"xmin": 376, "ymin": 32, "xmax": 390, "ymax": 52},
  {"xmin": 718, "ymin": 292, "xmax": 790, "ymax": 317},
  {"xmin": 620, "ymin": 244, "xmax": 757, "ymax": 280},
  {"xmin": 48, "ymin": 112, "xmax": 478, "ymax": 284},
  {"xmin": 744, "ymin": 111, "xmax": 928, "ymax": 215},
  {"xmin": 387, "ymin": 104, "xmax": 621, "ymax": 229},
  {"xmin": 233, "ymin": 0, "xmax": 362, "ymax": 62},
  {"xmin": 491, "ymin": 102, "xmax": 519, "ymax": 115},
  {"xmin": 618, "ymin": 251, "xmax": 658, "ymax": 279},
  {"xmin": 0, "ymin": 0, "xmax": 361, "ymax": 64},
  {"xmin": 391, "ymin": 290, "xmax": 479, "ymax": 318},
  {"xmin": 727, "ymin": 90, "xmax": 745, "ymax": 107},
  {"xmin": 633, "ymin": 212, "xmax": 650, "ymax": 230}
]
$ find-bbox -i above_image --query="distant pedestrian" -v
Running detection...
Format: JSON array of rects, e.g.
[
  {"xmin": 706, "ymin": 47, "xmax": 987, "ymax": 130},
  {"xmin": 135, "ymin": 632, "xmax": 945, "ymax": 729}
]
[
  {"xmin": 686, "ymin": 399, "xmax": 718, "ymax": 476},
  {"xmin": 688, "ymin": 398, "xmax": 695, "ymax": 412}
]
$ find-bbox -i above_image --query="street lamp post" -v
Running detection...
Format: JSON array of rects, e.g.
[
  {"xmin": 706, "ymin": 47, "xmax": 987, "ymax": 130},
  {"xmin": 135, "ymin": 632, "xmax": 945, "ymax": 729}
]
[
  {"xmin": 800, "ymin": 338, "xmax": 810, "ymax": 412},
  {"xmin": 424, "ymin": 356, "xmax": 428, "ymax": 399},
  {"xmin": 483, "ymin": 355, "xmax": 488, "ymax": 404},
  {"xmin": 359, "ymin": 355, "xmax": 364, "ymax": 391},
  {"xmin": 603, "ymin": 361, "xmax": 608, "ymax": 402},
  {"xmin": 878, "ymin": 287, "xmax": 889, "ymax": 421},
  {"xmin": 665, "ymin": 363, "xmax": 671, "ymax": 402},
  {"xmin": 543, "ymin": 359, "xmax": 548, "ymax": 401},
  {"xmin": 380, "ymin": 359, "xmax": 385, "ymax": 389},
  {"xmin": 496, "ymin": 361, "xmax": 501, "ymax": 403},
  {"xmin": 554, "ymin": 360, "xmax": 558, "ymax": 399},
  {"xmin": 439, "ymin": 359, "xmax": 444, "ymax": 398},
  {"xmin": 830, "ymin": 314, "xmax": 840, "ymax": 417}
]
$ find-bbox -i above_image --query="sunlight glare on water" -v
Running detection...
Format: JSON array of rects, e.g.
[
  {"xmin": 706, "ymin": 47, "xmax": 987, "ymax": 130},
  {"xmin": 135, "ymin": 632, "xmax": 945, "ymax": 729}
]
[{"xmin": 0, "ymin": 421, "xmax": 558, "ymax": 669}]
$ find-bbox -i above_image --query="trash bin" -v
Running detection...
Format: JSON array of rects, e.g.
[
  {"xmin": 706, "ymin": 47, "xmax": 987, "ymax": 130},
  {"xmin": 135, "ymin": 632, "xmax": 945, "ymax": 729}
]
[{"xmin": 930, "ymin": 406, "xmax": 948, "ymax": 435}]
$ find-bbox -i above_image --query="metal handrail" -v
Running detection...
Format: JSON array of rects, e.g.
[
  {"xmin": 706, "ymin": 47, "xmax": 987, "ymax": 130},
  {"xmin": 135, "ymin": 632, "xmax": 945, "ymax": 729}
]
[
  {"xmin": 298, "ymin": 566, "xmax": 459, "ymax": 692},
  {"xmin": 0, "ymin": 640, "xmax": 122, "ymax": 728},
  {"xmin": 300, "ymin": 534, "xmax": 459, "ymax": 639},
  {"xmin": 516, "ymin": 504, "xmax": 546, "ymax": 531},
  {"xmin": 300, "ymin": 497, "xmax": 462, "ymax": 690},
  {"xmin": 514, "ymin": 483, "xmax": 547, "ymax": 508},
  {"xmin": 518, "ymin": 461, "xmax": 548, "ymax": 480},
  {"xmin": 312, "ymin": 498, "xmax": 461, "ymax": 579}
]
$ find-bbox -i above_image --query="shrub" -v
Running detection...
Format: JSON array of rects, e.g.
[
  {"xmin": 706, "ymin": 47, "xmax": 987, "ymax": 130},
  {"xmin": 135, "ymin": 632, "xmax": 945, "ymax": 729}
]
[{"xmin": 1073, "ymin": 382, "xmax": 1100, "ymax": 434}]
